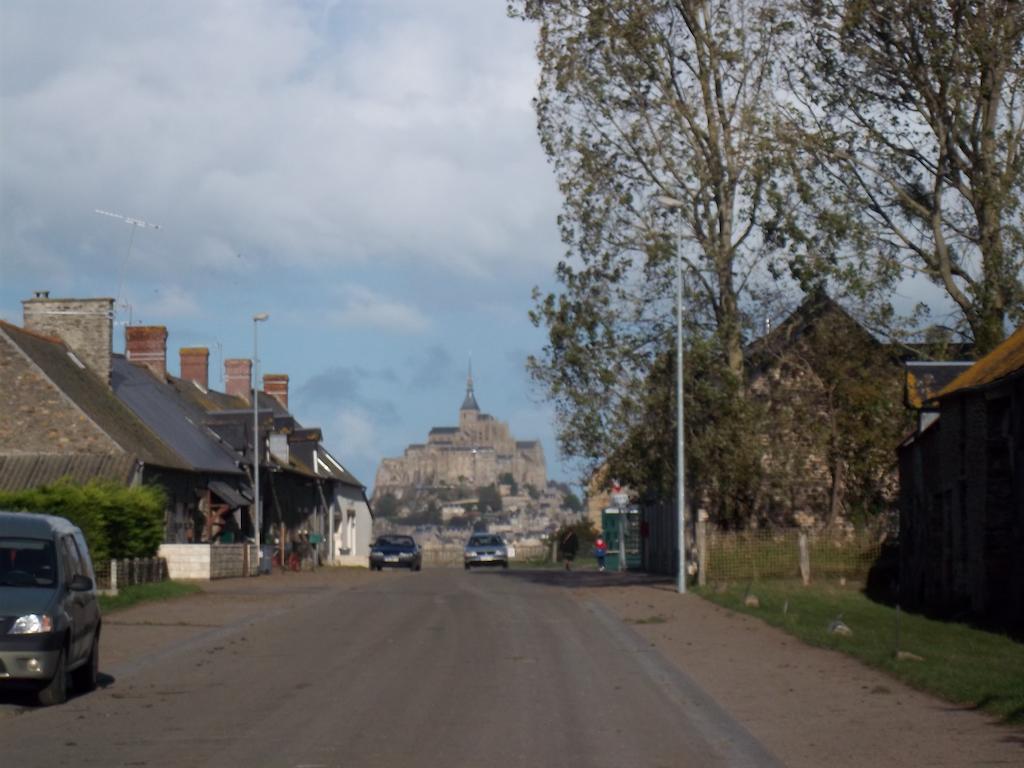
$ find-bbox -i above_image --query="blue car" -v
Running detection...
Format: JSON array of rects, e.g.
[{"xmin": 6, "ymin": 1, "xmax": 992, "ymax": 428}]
[{"xmin": 369, "ymin": 535, "xmax": 422, "ymax": 571}]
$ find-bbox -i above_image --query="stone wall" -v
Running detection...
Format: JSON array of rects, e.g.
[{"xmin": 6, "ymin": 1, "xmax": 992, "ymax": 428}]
[
  {"xmin": 22, "ymin": 296, "xmax": 113, "ymax": 383},
  {"xmin": 159, "ymin": 543, "xmax": 258, "ymax": 580},
  {"xmin": 0, "ymin": 328, "xmax": 121, "ymax": 454}
]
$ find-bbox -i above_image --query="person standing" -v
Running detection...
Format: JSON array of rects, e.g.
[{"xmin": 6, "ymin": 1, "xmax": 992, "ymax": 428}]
[
  {"xmin": 560, "ymin": 528, "xmax": 579, "ymax": 571},
  {"xmin": 594, "ymin": 535, "xmax": 608, "ymax": 572}
]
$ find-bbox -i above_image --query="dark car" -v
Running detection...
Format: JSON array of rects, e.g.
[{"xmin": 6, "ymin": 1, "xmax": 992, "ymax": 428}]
[
  {"xmin": 369, "ymin": 535, "xmax": 422, "ymax": 571},
  {"xmin": 0, "ymin": 511, "xmax": 102, "ymax": 706},
  {"xmin": 463, "ymin": 533, "xmax": 509, "ymax": 570}
]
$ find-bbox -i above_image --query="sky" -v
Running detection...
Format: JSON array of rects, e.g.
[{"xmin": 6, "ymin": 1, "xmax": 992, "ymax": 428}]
[{"xmin": 0, "ymin": 0, "xmax": 574, "ymax": 493}]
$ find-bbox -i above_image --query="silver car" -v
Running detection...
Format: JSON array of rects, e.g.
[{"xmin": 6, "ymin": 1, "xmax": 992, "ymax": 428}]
[
  {"xmin": 0, "ymin": 511, "xmax": 101, "ymax": 706},
  {"xmin": 463, "ymin": 533, "xmax": 509, "ymax": 570}
]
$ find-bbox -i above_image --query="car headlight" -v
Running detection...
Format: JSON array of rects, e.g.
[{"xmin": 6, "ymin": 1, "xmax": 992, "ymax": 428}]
[
  {"xmin": 9, "ymin": 614, "xmax": 54, "ymax": 635},
  {"xmin": 371, "ymin": 550, "xmax": 383, "ymax": 556}
]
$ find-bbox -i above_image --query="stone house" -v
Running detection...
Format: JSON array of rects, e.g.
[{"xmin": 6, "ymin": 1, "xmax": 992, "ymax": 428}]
[
  {"xmin": 898, "ymin": 325, "xmax": 1024, "ymax": 636},
  {"xmin": 0, "ymin": 311, "xmax": 194, "ymax": 512}
]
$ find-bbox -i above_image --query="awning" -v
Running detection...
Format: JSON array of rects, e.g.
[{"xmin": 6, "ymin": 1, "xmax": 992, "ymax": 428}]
[{"xmin": 208, "ymin": 481, "xmax": 252, "ymax": 509}]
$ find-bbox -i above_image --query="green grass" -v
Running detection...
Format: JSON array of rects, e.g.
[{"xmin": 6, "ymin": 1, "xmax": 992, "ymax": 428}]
[
  {"xmin": 99, "ymin": 580, "xmax": 202, "ymax": 613},
  {"xmin": 696, "ymin": 580, "xmax": 1024, "ymax": 724}
]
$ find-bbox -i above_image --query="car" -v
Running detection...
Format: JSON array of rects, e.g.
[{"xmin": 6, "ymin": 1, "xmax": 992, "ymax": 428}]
[
  {"xmin": 369, "ymin": 535, "xmax": 422, "ymax": 571},
  {"xmin": 0, "ymin": 511, "xmax": 102, "ymax": 706},
  {"xmin": 463, "ymin": 533, "xmax": 509, "ymax": 570}
]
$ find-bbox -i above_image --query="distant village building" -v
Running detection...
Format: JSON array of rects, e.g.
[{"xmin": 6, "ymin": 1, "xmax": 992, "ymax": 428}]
[{"xmin": 373, "ymin": 365, "xmax": 547, "ymax": 499}]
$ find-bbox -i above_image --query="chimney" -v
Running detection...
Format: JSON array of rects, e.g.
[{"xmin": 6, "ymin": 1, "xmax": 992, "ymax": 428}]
[
  {"xmin": 179, "ymin": 347, "xmax": 209, "ymax": 389},
  {"xmin": 22, "ymin": 294, "xmax": 115, "ymax": 384},
  {"xmin": 263, "ymin": 373, "xmax": 289, "ymax": 409},
  {"xmin": 225, "ymin": 358, "xmax": 253, "ymax": 402},
  {"xmin": 125, "ymin": 325, "xmax": 168, "ymax": 378}
]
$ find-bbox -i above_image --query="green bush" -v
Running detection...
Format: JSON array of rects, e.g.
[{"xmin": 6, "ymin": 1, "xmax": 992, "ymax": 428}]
[{"xmin": 0, "ymin": 478, "xmax": 165, "ymax": 562}]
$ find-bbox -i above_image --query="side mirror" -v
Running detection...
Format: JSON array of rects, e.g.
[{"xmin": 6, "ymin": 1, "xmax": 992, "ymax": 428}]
[{"xmin": 70, "ymin": 574, "xmax": 94, "ymax": 592}]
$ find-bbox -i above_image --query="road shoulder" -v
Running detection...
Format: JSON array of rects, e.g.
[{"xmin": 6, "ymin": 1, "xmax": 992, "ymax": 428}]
[{"xmin": 583, "ymin": 580, "xmax": 1024, "ymax": 768}]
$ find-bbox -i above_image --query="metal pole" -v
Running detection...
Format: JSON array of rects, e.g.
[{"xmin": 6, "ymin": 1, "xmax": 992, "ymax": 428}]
[
  {"xmin": 676, "ymin": 230, "xmax": 687, "ymax": 594},
  {"xmin": 252, "ymin": 313, "xmax": 269, "ymax": 572},
  {"xmin": 253, "ymin": 319, "xmax": 260, "ymax": 565}
]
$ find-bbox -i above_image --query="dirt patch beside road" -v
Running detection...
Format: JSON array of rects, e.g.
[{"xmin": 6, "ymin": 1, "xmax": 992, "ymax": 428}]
[{"xmin": 584, "ymin": 579, "xmax": 1024, "ymax": 768}]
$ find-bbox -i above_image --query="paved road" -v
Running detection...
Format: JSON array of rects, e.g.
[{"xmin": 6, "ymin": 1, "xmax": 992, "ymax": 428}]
[{"xmin": 0, "ymin": 568, "xmax": 779, "ymax": 767}]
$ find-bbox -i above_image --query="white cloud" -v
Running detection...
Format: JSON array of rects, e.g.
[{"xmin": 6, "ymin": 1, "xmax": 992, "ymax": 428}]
[
  {"xmin": 325, "ymin": 285, "xmax": 429, "ymax": 333},
  {"xmin": 325, "ymin": 405, "xmax": 382, "ymax": 478},
  {"xmin": 0, "ymin": 0, "xmax": 560, "ymax": 288}
]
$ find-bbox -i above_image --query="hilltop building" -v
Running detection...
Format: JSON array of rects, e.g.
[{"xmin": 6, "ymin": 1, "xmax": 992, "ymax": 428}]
[{"xmin": 373, "ymin": 365, "xmax": 546, "ymax": 498}]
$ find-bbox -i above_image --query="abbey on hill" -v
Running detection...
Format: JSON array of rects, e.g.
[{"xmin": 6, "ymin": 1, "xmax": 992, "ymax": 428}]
[{"xmin": 372, "ymin": 366, "xmax": 547, "ymax": 500}]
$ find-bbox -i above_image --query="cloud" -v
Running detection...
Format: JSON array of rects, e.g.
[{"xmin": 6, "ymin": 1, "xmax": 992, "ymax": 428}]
[
  {"xmin": 406, "ymin": 344, "xmax": 458, "ymax": 389},
  {"xmin": 324, "ymin": 406, "xmax": 384, "ymax": 477},
  {"xmin": 324, "ymin": 285, "xmax": 429, "ymax": 333},
  {"xmin": 294, "ymin": 364, "xmax": 399, "ymax": 422},
  {"xmin": 0, "ymin": 0, "xmax": 560, "ymax": 291}
]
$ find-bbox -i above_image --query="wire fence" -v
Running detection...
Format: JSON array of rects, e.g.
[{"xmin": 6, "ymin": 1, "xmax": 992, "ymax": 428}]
[
  {"xmin": 94, "ymin": 557, "xmax": 168, "ymax": 594},
  {"xmin": 701, "ymin": 527, "xmax": 883, "ymax": 584}
]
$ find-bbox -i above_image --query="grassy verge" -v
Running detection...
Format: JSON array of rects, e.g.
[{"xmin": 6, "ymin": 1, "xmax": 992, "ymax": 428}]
[
  {"xmin": 99, "ymin": 581, "xmax": 202, "ymax": 613},
  {"xmin": 696, "ymin": 580, "xmax": 1024, "ymax": 724}
]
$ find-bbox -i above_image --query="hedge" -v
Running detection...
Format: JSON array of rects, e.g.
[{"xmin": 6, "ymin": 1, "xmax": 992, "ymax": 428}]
[{"xmin": 0, "ymin": 479, "xmax": 165, "ymax": 562}]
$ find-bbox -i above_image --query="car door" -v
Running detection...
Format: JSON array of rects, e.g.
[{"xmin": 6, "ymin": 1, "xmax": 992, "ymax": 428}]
[{"xmin": 59, "ymin": 535, "xmax": 89, "ymax": 665}]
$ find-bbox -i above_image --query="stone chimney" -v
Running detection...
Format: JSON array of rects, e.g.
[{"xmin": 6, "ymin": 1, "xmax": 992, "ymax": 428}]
[
  {"xmin": 125, "ymin": 325, "xmax": 168, "ymax": 378},
  {"xmin": 225, "ymin": 358, "xmax": 252, "ymax": 402},
  {"xmin": 179, "ymin": 347, "xmax": 209, "ymax": 389},
  {"xmin": 22, "ymin": 293, "xmax": 115, "ymax": 384},
  {"xmin": 263, "ymin": 373, "xmax": 289, "ymax": 409}
]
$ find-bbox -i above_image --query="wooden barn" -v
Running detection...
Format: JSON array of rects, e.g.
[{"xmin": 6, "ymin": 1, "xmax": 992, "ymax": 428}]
[{"xmin": 898, "ymin": 326, "xmax": 1024, "ymax": 636}]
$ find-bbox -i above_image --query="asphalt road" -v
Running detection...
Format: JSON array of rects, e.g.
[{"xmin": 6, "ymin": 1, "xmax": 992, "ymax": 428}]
[{"xmin": 0, "ymin": 568, "xmax": 780, "ymax": 767}]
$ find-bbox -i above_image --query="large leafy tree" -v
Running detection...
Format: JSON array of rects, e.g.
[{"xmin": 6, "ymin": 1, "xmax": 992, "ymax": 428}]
[
  {"xmin": 788, "ymin": 0, "xmax": 1024, "ymax": 354},
  {"xmin": 510, "ymin": 0, "xmax": 796, "ymax": 473}
]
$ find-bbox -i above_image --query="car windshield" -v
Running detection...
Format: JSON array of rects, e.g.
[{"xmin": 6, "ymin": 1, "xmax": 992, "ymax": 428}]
[
  {"xmin": 468, "ymin": 536, "xmax": 502, "ymax": 547},
  {"xmin": 0, "ymin": 537, "xmax": 58, "ymax": 588},
  {"xmin": 376, "ymin": 536, "xmax": 414, "ymax": 547}
]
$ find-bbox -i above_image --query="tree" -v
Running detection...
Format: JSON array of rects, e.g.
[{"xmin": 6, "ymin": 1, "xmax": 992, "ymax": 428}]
[
  {"xmin": 373, "ymin": 492, "xmax": 399, "ymax": 519},
  {"xmin": 562, "ymin": 490, "xmax": 583, "ymax": 513},
  {"xmin": 510, "ymin": 0, "xmax": 797, "ymax": 473},
  {"xmin": 476, "ymin": 484, "xmax": 503, "ymax": 514},
  {"xmin": 788, "ymin": 0, "xmax": 1024, "ymax": 354}
]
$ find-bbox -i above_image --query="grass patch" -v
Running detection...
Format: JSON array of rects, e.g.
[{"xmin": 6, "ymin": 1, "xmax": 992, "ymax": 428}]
[
  {"xmin": 99, "ymin": 581, "xmax": 202, "ymax": 613},
  {"xmin": 697, "ymin": 580, "xmax": 1024, "ymax": 724}
]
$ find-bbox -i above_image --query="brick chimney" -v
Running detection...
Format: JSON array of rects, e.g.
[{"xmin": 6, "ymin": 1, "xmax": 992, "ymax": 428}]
[
  {"xmin": 225, "ymin": 358, "xmax": 253, "ymax": 402},
  {"xmin": 179, "ymin": 347, "xmax": 209, "ymax": 389},
  {"xmin": 22, "ymin": 293, "xmax": 114, "ymax": 384},
  {"xmin": 263, "ymin": 373, "xmax": 289, "ymax": 409},
  {"xmin": 125, "ymin": 326, "xmax": 168, "ymax": 378}
]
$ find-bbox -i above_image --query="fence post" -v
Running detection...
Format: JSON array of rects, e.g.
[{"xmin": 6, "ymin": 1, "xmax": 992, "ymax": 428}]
[
  {"xmin": 799, "ymin": 531, "xmax": 811, "ymax": 586},
  {"xmin": 696, "ymin": 514, "xmax": 708, "ymax": 587},
  {"xmin": 110, "ymin": 558, "xmax": 118, "ymax": 594}
]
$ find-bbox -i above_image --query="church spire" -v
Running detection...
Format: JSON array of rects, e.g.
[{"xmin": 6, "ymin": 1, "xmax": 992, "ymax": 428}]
[{"xmin": 461, "ymin": 355, "xmax": 479, "ymax": 412}]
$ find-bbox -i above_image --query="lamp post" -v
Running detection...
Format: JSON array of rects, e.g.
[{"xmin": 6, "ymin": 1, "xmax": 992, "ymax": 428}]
[
  {"xmin": 657, "ymin": 196, "xmax": 687, "ymax": 594},
  {"xmin": 252, "ymin": 312, "xmax": 269, "ymax": 570}
]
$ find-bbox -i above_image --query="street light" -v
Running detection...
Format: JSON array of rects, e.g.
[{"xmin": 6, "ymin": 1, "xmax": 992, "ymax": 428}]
[
  {"xmin": 252, "ymin": 312, "xmax": 270, "ymax": 571},
  {"xmin": 657, "ymin": 195, "xmax": 687, "ymax": 595}
]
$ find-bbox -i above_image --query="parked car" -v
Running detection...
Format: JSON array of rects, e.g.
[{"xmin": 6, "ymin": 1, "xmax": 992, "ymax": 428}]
[
  {"xmin": 0, "ymin": 511, "xmax": 102, "ymax": 706},
  {"xmin": 463, "ymin": 533, "xmax": 509, "ymax": 570},
  {"xmin": 369, "ymin": 535, "xmax": 422, "ymax": 571}
]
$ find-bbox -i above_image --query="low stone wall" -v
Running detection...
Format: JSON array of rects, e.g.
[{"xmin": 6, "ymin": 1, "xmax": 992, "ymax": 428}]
[
  {"xmin": 159, "ymin": 543, "xmax": 258, "ymax": 580},
  {"xmin": 334, "ymin": 554, "xmax": 369, "ymax": 568}
]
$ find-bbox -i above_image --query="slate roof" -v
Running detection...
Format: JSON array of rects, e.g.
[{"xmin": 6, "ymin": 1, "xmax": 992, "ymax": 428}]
[
  {"xmin": 0, "ymin": 454, "xmax": 137, "ymax": 491},
  {"xmin": 0, "ymin": 322, "xmax": 186, "ymax": 470},
  {"xmin": 111, "ymin": 355, "xmax": 243, "ymax": 475},
  {"xmin": 938, "ymin": 325, "xmax": 1024, "ymax": 398}
]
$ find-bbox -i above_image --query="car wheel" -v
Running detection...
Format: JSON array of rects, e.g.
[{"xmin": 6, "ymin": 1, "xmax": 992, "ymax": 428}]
[
  {"xmin": 71, "ymin": 631, "xmax": 99, "ymax": 693},
  {"xmin": 37, "ymin": 648, "xmax": 68, "ymax": 706},
  {"xmin": 413, "ymin": 562, "xmax": 421, "ymax": 572},
  {"xmin": 502, "ymin": 561, "xmax": 509, "ymax": 569},
  {"xmin": 464, "ymin": 563, "xmax": 471, "ymax": 570}
]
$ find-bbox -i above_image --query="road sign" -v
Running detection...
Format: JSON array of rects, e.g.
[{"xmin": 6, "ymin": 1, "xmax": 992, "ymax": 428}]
[{"xmin": 611, "ymin": 493, "xmax": 629, "ymax": 507}]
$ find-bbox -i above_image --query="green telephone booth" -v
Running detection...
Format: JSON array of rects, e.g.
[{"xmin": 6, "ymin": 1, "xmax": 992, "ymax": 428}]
[{"xmin": 601, "ymin": 507, "xmax": 642, "ymax": 571}]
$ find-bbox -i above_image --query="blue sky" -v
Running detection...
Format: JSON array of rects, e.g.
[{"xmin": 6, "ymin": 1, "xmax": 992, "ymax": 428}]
[{"xmin": 0, "ymin": 1, "xmax": 574, "ymax": 492}]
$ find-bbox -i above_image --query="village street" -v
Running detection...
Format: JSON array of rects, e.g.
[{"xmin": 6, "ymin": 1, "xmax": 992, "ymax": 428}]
[{"xmin": 0, "ymin": 568, "xmax": 1020, "ymax": 767}]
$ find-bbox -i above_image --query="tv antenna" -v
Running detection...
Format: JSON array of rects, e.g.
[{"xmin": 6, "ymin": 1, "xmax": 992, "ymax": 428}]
[{"xmin": 94, "ymin": 209, "xmax": 162, "ymax": 308}]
